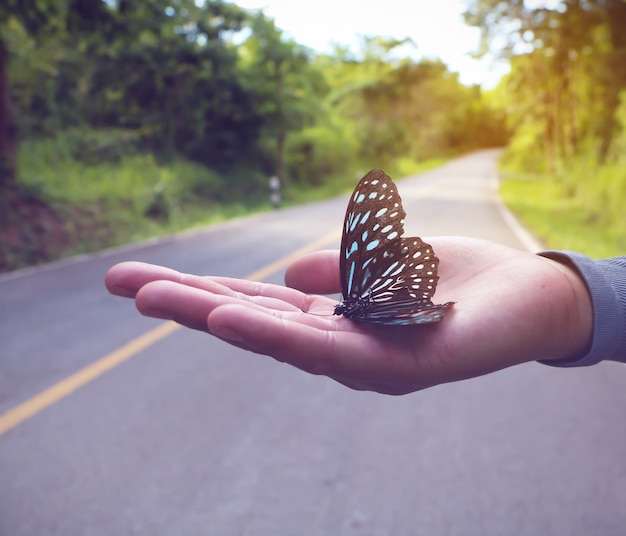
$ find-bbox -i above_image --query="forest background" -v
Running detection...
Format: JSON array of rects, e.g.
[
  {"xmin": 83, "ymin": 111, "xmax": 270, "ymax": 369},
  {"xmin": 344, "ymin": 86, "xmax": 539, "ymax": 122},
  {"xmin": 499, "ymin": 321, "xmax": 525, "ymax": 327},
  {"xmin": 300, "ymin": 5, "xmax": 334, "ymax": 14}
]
[{"xmin": 0, "ymin": 0, "xmax": 624, "ymax": 272}]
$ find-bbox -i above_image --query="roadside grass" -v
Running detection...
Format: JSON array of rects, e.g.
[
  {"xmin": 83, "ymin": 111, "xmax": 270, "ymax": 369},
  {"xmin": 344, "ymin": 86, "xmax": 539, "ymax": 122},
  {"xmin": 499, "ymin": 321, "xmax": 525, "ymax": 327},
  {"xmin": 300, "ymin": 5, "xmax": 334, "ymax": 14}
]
[
  {"xmin": 499, "ymin": 172, "xmax": 626, "ymax": 258},
  {"xmin": 3, "ymin": 134, "xmax": 447, "ymax": 272},
  {"xmin": 19, "ymin": 130, "xmax": 625, "ymax": 271},
  {"xmin": 282, "ymin": 156, "xmax": 447, "ymax": 205},
  {"xmin": 3, "ymin": 138, "xmax": 270, "ymax": 271},
  {"xmin": 20, "ymin": 137, "xmax": 268, "ymax": 222}
]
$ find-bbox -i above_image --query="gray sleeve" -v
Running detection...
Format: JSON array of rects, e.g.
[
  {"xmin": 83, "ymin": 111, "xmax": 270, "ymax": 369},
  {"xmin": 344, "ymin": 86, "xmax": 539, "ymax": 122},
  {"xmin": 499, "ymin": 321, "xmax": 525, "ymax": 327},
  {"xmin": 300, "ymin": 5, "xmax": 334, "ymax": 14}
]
[{"xmin": 537, "ymin": 251, "xmax": 626, "ymax": 367}]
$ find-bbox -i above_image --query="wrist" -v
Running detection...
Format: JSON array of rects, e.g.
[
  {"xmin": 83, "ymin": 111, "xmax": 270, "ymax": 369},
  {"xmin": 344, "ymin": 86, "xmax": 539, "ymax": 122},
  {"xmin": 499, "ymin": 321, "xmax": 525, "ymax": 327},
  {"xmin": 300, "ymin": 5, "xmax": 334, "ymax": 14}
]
[{"xmin": 539, "ymin": 256, "xmax": 593, "ymax": 362}]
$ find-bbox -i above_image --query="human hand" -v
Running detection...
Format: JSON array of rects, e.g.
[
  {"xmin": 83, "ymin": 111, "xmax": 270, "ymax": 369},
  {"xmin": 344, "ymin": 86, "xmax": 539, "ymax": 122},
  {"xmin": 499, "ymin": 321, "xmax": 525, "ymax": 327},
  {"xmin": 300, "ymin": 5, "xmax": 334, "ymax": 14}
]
[{"xmin": 105, "ymin": 237, "xmax": 593, "ymax": 394}]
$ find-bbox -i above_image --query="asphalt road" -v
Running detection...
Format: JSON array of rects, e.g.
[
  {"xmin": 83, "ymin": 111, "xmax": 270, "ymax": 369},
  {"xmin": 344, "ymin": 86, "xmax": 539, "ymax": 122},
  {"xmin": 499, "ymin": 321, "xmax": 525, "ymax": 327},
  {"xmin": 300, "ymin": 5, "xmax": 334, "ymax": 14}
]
[{"xmin": 1, "ymin": 150, "xmax": 625, "ymax": 535}]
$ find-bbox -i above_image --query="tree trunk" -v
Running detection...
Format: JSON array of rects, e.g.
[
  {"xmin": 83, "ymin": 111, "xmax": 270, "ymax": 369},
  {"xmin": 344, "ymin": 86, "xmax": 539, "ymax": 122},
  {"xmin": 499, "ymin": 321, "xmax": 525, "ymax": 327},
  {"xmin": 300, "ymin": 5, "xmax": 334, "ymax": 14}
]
[
  {"xmin": 272, "ymin": 56, "xmax": 286, "ymax": 181},
  {"xmin": 276, "ymin": 131, "xmax": 286, "ymax": 182},
  {"xmin": 0, "ymin": 36, "xmax": 17, "ymax": 196}
]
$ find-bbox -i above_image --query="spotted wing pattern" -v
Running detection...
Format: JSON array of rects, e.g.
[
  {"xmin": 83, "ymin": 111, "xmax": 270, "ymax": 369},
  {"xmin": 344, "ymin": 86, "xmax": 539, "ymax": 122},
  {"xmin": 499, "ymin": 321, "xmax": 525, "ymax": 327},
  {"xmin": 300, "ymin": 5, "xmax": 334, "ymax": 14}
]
[{"xmin": 333, "ymin": 169, "xmax": 454, "ymax": 325}]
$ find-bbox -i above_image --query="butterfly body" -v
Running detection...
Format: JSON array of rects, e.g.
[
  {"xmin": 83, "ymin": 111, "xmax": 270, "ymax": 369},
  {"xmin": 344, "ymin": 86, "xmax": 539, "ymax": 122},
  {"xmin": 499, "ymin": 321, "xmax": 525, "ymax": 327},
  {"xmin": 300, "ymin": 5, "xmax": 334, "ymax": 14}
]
[{"xmin": 334, "ymin": 169, "xmax": 454, "ymax": 325}]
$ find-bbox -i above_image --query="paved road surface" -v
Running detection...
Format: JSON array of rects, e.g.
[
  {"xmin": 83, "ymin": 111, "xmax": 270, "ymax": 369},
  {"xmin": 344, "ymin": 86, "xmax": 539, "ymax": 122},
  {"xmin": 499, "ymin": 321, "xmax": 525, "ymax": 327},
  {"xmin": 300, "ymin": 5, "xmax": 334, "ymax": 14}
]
[{"xmin": 1, "ymin": 150, "xmax": 625, "ymax": 535}]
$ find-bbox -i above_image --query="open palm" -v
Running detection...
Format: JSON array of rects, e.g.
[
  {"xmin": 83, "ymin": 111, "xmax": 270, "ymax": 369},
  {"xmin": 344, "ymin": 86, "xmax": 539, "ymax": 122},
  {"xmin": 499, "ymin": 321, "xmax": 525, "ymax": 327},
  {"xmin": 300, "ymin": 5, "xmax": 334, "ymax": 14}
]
[{"xmin": 106, "ymin": 237, "xmax": 591, "ymax": 394}]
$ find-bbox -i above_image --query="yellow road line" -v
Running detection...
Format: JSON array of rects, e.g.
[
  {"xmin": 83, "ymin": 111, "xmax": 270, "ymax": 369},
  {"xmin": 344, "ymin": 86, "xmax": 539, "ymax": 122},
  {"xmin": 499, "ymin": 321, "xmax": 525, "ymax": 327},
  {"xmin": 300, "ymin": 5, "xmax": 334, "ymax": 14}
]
[
  {"xmin": 0, "ymin": 322, "xmax": 180, "ymax": 436},
  {"xmin": 245, "ymin": 229, "xmax": 340, "ymax": 281},
  {"xmin": 0, "ymin": 229, "xmax": 340, "ymax": 436}
]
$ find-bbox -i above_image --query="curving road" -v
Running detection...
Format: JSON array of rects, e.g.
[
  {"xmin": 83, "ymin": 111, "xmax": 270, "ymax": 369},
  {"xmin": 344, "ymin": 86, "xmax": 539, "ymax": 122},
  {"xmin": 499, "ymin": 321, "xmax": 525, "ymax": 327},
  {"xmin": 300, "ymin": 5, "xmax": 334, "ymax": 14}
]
[{"xmin": 1, "ymin": 149, "xmax": 625, "ymax": 535}]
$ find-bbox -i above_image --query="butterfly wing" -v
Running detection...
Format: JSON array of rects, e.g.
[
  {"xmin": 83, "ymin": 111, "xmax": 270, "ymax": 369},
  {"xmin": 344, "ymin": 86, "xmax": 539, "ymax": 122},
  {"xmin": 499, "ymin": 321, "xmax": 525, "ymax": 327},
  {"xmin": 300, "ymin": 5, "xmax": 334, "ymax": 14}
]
[
  {"xmin": 340, "ymin": 169, "xmax": 407, "ymax": 299},
  {"xmin": 353, "ymin": 237, "xmax": 453, "ymax": 324},
  {"xmin": 337, "ymin": 170, "xmax": 453, "ymax": 325}
]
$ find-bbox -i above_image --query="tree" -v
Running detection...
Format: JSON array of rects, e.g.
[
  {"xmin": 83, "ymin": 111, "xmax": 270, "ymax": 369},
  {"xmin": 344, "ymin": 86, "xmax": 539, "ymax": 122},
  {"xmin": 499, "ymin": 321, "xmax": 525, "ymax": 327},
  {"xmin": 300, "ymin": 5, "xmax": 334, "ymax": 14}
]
[
  {"xmin": 0, "ymin": 0, "xmax": 114, "ymax": 195},
  {"xmin": 464, "ymin": 0, "xmax": 626, "ymax": 171},
  {"xmin": 3, "ymin": 0, "xmax": 265, "ymax": 176},
  {"xmin": 318, "ymin": 36, "xmax": 501, "ymax": 167},
  {"xmin": 84, "ymin": 0, "xmax": 258, "ymax": 167},
  {"xmin": 240, "ymin": 13, "xmax": 326, "ymax": 180}
]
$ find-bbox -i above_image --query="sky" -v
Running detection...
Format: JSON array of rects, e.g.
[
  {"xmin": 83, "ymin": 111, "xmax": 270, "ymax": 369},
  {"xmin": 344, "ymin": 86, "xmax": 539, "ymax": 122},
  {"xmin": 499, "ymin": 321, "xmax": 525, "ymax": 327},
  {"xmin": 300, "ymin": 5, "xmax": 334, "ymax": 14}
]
[{"xmin": 232, "ymin": 0, "xmax": 510, "ymax": 88}]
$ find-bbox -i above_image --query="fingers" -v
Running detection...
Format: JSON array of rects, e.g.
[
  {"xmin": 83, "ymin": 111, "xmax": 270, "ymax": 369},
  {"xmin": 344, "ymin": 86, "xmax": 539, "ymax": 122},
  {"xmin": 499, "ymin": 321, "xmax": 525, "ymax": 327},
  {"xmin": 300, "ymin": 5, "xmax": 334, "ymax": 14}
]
[
  {"xmin": 135, "ymin": 280, "xmax": 216, "ymax": 331},
  {"xmin": 209, "ymin": 276, "xmax": 313, "ymax": 310},
  {"xmin": 285, "ymin": 250, "xmax": 341, "ymax": 294},
  {"xmin": 206, "ymin": 303, "xmax": 389, "ymax": 375},
  {"xmin": 207, "ymin": 303, "xmax": 368, "ymax": 376},
  {"xmin": 105, "ymin": 261, "xmax": 224, "ymax": 298},
  {"xmin": 135, "ymin": 276, "xmax": 316, "ymax": 327},
  {"xmin": 206, "ymin": 304, "xmax": 448, "ymax": 394},
  {"xmin": 108, "ymin": 249, "xmax": 343, "ymax": 304},
  {"xmin": 106, "ymin": 262, "xmax": 307, "ymax": 307},
  {"xmin": 132, "ymin": 274, "xmax": 340, "ymax": 334},
  {"xmin": 105, "ymin": 261, "xmax": 182, "ymax": 297}
]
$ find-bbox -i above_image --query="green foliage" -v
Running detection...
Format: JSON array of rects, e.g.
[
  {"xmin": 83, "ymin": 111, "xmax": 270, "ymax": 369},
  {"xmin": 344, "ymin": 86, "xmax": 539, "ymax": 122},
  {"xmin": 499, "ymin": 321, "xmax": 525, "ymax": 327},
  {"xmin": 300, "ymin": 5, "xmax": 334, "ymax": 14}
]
[
  {"xmin": 500, "ymin": 171, "xmax": 625, "ymax": 258},
  {"xmin": 0, "ymin": 133, "xmax": 274, "ymax": 270},
  {"xmin": 285, "ymin": 119, "xmax": 360, "ymax": 185},
  {"xmin": 315, "ymin": 42, "xmax": 507, "ymax": 172},
  {"xmin": 0, "ymin": 0, "xmax": 510, "ymax": 270},
  {"xmin": 238, "ymin": 13, "xmax": 328, "ymax": 180},
  {"xmin": 467, "ymin": 0, "xmax": 626, "ymax": 254},
  {"xmin": 19, "ymin": 133, "xmax": 234, "ymax": 211},
  {"xmin": 9, "ymin": 1, "xmax": 504, "ymax": 180},
  {"xmin": 467, "ymin": 0, "xmax": 626, "ymax": 169}
]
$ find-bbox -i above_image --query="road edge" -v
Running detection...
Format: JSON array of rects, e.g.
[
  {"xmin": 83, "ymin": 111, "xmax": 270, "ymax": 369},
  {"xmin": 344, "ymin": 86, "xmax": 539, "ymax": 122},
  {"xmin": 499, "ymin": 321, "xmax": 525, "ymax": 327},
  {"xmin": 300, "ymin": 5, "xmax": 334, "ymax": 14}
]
[{"xmin": 489, "ymin": 170, "xmax": 544, "ymax": 253}]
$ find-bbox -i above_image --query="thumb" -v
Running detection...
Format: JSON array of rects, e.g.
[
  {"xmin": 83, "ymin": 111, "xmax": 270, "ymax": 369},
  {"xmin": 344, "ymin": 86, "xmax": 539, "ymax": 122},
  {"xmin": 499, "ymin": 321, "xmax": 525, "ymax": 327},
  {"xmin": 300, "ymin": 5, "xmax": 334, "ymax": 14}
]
[{"xmin": 285, "ymin": 250, "xmax": 341, "ymax": 295}]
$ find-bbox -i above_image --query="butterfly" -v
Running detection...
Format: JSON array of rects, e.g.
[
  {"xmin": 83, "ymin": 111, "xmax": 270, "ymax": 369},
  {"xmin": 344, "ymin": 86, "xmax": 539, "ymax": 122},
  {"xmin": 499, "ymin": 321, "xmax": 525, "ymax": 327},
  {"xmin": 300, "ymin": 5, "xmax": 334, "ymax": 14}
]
[{"xmin": 333, "ymin": 169, "xmax": 454, "ymax": 325}]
